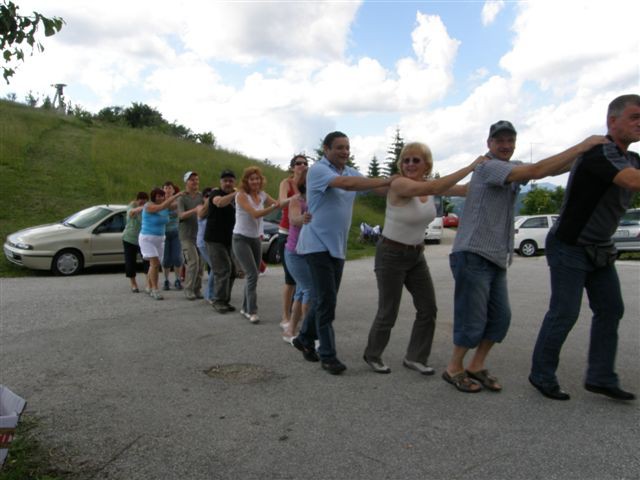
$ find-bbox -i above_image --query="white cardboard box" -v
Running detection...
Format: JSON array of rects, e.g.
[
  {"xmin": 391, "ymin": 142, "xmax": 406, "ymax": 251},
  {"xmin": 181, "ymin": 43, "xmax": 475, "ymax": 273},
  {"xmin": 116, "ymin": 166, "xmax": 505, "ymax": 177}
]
[{"xmin": 0, "ymin": 385, "xmax": 27, "ymax": 467}]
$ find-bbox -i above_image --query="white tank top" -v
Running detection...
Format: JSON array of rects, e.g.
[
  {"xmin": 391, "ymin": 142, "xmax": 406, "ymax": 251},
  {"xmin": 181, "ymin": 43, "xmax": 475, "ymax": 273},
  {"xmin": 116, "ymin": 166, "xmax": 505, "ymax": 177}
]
[
  {"xmin": 233, "ymin": 191, "xmax": 266, "ymax": 238},
  {"xmin": 382, "ymin": 195, "xmax": 436, "ymax": 245}
]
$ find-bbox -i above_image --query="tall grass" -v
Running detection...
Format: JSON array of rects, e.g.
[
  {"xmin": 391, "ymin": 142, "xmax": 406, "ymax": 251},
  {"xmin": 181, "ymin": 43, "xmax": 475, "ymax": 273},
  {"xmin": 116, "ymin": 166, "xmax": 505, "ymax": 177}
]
[{"xmin": 0, "ymin": 100, "xmax": 383, "ymax": 276}]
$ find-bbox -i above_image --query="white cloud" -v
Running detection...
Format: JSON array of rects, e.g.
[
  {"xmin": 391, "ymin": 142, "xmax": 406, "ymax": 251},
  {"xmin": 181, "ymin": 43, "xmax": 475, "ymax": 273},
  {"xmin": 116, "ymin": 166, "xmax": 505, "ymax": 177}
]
[{"xmin": 481, "ymin": 1, "xmax": 505, "ymax": 26}]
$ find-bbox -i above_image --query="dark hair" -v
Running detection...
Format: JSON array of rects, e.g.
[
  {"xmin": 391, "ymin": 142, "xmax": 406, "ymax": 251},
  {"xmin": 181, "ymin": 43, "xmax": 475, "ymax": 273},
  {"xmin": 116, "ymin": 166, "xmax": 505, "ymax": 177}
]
[
  {"xmin": 136, "ymin": 191, "xmax": 149, "ymax": 201},
  {"xmin": 202, "ymin": 187, "xmax": 213, "ymax": 198},
  {"xmin": 289, "ymin": 154, "xmax": 308, "ymax": 169},
  {"xmin": 150, "ymin": 187, "xmax": 166, "ymax": 202},
  {"xmin": 608, "ymin": 94, "xmax": 640, "ymax": 117},
  {"xmin": 298, "ymin": 184, "xmax": 306, "ymax": 196},
  {"xmin": 322, "ymin": 131, "xmax": 348, "ymax": 149}
]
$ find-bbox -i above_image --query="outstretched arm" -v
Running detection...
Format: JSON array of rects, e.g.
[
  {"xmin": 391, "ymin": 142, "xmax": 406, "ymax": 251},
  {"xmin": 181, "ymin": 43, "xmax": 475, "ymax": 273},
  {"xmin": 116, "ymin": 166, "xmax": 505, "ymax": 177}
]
[
  {"xmin": 506, "ymin": 135, "xmax": 608, "ymax": 183},
  {"xmin": 390, "ymin": 157, "xmax": 483, "ymax": 197},
  {"xmin": 613, "ymin": 167, "xmax": 640, "ymax": 191},
  {"xmin": 329, "ymin": 175, "xmax": 393, "ymax": 192}
]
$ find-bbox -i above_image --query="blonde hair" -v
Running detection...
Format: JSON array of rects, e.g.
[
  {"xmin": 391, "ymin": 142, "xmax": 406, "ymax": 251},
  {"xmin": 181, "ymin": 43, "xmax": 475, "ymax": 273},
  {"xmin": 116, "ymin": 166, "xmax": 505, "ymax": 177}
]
[
  {"xmin": 240, "ymin": 166, "xmax": 266, "ymax": 193},
  {"xmin": 397, "ymin": 142, "xmax": 433, "ymax": 177}
]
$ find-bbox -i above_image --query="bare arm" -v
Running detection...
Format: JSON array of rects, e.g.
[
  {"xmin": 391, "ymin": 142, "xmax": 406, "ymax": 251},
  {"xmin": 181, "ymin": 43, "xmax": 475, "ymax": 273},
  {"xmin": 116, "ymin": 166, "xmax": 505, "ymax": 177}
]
[
  {"xmin": 177, "ymin": 195, "xmax": 201, "ymax": 220},
  {"xmin": 390, "ymin": 157, "xmax": 483, "ymax": 198},
  {"xmin": 236, "ymin": 192, "xmax": 282, "ymax": 219},
  {"xmin": 288, "ymin": 197, "xmax": 312, "ymax": 227},
  {"xmin": 506, "ymin": 135, "xmax": 608, "ymax": 183},
  {"xmin": 197, "ymin": 197, "xmax": 209, "ymax": 219},
  {"xmin": 145, "ymin": 192, "xmax": 182, "ymax": 213},
  {"xmin": 278, "ymin": 178, "xmax": 292, "ymax": 202},
  {"xmin": 442, "ymin": 184, "xmax": 469, "ymax": 197},
  {"xmin": 329, "ymin": 175, "xmax": 392, "ymax": 192},
  {"xmin": 212, "ymin": 191, "xmax": 237, "ymax": 208},
  {"xmin": 613, "ymin": 167, "xmax": 640, "ymax": 191},
  {"xmin": 128, "ymin": 205, "xmax": 144, "ymax": 217}
]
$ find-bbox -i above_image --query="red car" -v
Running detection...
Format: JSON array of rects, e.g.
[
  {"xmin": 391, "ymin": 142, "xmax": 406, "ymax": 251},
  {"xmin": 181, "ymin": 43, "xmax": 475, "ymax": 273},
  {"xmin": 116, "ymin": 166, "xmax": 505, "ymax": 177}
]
[{"xmin": 442, "ymin": 213, "xmax": 459, "ymax": 228}]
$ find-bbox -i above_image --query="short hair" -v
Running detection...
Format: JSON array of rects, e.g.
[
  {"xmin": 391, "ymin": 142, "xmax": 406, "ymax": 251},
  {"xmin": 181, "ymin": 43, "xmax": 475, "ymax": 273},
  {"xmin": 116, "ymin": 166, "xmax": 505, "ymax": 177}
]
[
  {"xmin": 136, "ymin": 191, "xmax": 149, "ymax": 201},
  {"xmin": 397, "ymin": 142, "xmax": 434, "ymax": 177},
  {"xmin": 150, "ymin": 187, "xmax": 165, "ymax": 202},
  {"xmin": 202, "ymin": 187, "xmax": 212, "ymax": 198},
  {"xmin": 240, "ymin": 166, "xmax": 266, "ymax": 193},
  {"xmin": 322, "ymin": 131, "xmax": 348, "ymax": 149},
  {"xmin": 608, "ymin": 94, "xmax": 640, "ymax": 117}
]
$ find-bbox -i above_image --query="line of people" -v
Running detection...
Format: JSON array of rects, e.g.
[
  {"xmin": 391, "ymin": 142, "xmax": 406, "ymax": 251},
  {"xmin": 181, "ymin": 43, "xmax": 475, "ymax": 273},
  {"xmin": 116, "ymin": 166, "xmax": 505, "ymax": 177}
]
[{"xmin": 122, "ymin": 93, "xmax": 639, "ymax": 402}]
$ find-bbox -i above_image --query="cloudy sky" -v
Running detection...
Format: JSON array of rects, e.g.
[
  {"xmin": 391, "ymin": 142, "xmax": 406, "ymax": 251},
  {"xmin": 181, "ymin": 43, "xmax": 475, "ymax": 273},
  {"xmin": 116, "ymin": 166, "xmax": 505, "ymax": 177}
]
[{"xmin": 4, "ymin": 0, "xmax": 639, "ymax": 184}]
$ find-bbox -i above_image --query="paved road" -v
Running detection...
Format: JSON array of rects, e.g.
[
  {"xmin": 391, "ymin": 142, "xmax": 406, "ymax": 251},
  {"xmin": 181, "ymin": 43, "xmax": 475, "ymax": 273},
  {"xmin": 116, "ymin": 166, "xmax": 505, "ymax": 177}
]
[{"xmin": 1, "ymin": 232, "xmax": 639, "ymax": 479}]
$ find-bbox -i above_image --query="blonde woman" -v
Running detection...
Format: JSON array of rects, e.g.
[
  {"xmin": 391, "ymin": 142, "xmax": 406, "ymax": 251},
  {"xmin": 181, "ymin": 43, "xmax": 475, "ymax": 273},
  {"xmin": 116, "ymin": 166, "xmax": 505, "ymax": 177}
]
[
  {"xmin": 232, "ymin": 167, "xmax": 294, "ymax": 323},
  {"xmin": 363, "ymin": 143, "xmax": 483, "ymax": 375}
]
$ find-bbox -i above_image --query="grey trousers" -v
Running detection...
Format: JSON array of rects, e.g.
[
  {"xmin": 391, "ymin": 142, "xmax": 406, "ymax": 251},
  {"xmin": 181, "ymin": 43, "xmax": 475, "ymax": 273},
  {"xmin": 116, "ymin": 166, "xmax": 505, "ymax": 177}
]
[
  {"xmin": 181, "ymin": 238, "xmax": 204, "ymax": 294},
  {"xmin": 206, "ymin": 241, "xmax": 236, "ymax": 304},
  {"xmin": 232, "ymin": 234, "xmax": 261, "ymax": 314},
  {"xmin": 364, "ymin": 242, "xmax": 437, "ymax": 363}
]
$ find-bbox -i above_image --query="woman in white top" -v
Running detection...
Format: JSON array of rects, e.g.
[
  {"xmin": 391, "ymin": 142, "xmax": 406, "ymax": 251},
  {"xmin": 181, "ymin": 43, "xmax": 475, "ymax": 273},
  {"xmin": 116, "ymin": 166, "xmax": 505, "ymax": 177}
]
[
  {"xmin": 232, "ymin": 166, "xmax": 293, "ymax": 324},
  {"xmin": 363, "ymin": 142, "xmax": 482, "ymax": 374}
]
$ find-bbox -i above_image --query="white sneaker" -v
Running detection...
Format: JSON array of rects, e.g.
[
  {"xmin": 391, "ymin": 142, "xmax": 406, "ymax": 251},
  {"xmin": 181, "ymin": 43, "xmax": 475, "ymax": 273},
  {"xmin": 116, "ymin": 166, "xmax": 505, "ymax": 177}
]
[
  {"xmin": 402, "ymin": 358, "xmax": 435, "ymax": 375},
  {"xmin": 249, "ymin": 314, "xmax": 259, "ymax": 324},
  {"xmin": 150, "ymin": 290, "xmax": 164, "ymax": 300},
  {"xmin": 240, "ymin": 309, "xmax": 251, "ymax": 320}
]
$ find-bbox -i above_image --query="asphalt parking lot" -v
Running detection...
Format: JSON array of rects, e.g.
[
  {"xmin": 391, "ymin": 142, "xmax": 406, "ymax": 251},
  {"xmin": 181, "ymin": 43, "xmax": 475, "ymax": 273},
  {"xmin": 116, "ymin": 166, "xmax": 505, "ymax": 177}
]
[{"xmin": 1, "ymin": 231, "xmax": 639, "ymax": 479}]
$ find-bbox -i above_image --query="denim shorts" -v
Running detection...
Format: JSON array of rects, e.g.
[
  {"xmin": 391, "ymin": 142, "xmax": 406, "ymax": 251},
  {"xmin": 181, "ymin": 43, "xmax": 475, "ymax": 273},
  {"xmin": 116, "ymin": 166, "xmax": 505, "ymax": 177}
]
[{"xmin": 449, "ymin": 251, "xmax": 511, "ymax": 348}]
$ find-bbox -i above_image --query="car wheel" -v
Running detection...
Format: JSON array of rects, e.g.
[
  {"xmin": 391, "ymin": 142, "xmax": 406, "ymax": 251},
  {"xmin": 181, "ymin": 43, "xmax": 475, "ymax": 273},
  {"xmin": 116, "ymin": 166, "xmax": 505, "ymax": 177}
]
[
  {"xmin": 519, "ymin": 240, "xmax": 537, "ymax": 257},
  {"xmin": 266, "ymin": 241, "xmax": 281, "ymax": 264},
  {"xmin": 52, "ymin": 249, "xmax": 84, "ymax": 275}
]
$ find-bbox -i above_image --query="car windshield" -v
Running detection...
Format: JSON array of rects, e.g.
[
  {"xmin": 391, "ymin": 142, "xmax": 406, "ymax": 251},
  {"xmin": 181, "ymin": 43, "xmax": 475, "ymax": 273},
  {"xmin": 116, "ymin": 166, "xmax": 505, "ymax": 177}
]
[
  {"xmin": 63, "ymin": 206, "xmax": 113, "ymax": 229},
  {"xmin": 619, "ymin": 211, "xmax": 640, "ymax": 226}
]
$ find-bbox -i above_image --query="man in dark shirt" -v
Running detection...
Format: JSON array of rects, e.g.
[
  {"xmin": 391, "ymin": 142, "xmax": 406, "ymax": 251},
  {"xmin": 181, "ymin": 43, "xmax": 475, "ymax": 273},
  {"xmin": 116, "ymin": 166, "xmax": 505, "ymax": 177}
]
[
  {"xmin": 529, "ymin": 94, "xmax": 640, "ymax": 401},
  {"xmin": 200, "ymin": 169, "xmax": 238, "ymax": 313}
]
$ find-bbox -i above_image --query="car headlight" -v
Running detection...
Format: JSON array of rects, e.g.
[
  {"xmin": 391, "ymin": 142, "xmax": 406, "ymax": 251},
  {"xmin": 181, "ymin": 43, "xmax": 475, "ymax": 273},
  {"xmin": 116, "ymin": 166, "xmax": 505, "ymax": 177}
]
[{"xmin": 12, "ymin": 242, "xmax": 34, "ymax": 250}]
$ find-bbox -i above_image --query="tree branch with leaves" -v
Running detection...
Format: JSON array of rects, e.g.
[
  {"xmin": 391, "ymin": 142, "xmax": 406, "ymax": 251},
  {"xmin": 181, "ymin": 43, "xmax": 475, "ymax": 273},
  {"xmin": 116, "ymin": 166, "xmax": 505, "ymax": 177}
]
[{"xmin": 0, "ymin": 1, "xmax": 64, "ymax": 83}]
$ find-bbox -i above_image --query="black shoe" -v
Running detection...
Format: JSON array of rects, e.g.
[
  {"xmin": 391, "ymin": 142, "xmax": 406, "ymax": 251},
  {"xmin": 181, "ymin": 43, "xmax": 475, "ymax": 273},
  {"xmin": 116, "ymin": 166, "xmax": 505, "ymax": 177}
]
[
  {"xmin": 291, "ymin": 337, "xmax": 319, "ymax": 362},
  {"xmin": 224, "ymin": 303, "xmax": 236, "ymax": 312},
  {"xmin": 529, "ymin": 376, "xmax": 570, "ymax": 400},
  {"xmin": 363, "ymin": 355, "xmax": 391, "ymax": 374},
  {"xmin": 584, "ymin": 383, "xmax": 636, "ymax": 401},
  {"xmin": 212, "ymin": 301, "xmax": 231, "ymax": 314},
  {"xmin": 321, "ymin": 357, "xmax": 347, "ymax": 375}
]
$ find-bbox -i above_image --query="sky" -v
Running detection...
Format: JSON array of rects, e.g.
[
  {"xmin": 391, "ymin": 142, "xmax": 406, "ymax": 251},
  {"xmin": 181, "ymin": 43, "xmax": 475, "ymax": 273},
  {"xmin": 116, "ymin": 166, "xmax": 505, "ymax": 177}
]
[{"xmin": 3, "ymin": 0, "xmax": 639, "ymax": 185}]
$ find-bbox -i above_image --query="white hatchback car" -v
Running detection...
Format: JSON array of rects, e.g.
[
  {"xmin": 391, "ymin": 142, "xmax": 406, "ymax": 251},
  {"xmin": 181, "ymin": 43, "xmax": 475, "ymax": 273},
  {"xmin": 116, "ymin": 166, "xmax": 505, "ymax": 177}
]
[
  {"xmin": 514, "ymin": 214, "xmax": 559, "ymax": 257},
  {"xmin": 424, "ymin": 217, "xmax": 443, "ymax": 244},
  {"xmin": 613, "ymin": 208, "xmax": 640, "ymax": 253},
  {"xmin": 4, "ymin": 204, "xmax": 128, "ymax": 275}
]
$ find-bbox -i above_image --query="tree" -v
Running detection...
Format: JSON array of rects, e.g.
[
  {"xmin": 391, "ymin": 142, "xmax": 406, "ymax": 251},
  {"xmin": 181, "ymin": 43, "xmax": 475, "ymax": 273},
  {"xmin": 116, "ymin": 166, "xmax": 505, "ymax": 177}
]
[
  {"xmin": 97, "ymin": 106, "xmax": 125, "ymax": 124},
  {"xmin": 367, "ymin": 156, "xmax": 381, "ymax": 177},
  {"xmin": 520, "ymin": 185, "xmax": 565, "ymax": 215},
  {"xmin": 196, "ymin": 131, "xmax": 216, "ymax": 147},
  {"xmin": 631, "ymin": 192, "xmax": 640, "ymax": 208},
  {"xmin": 123, "ymin": 102, "xmax": 165, "ymax": 129},
  {"xmin": 0, "ymin": 1, "xmax": 64, "ymax": 83},
  {"xmin": 384, "ymin": 128, "xmax": 404, "ymax": 177}
]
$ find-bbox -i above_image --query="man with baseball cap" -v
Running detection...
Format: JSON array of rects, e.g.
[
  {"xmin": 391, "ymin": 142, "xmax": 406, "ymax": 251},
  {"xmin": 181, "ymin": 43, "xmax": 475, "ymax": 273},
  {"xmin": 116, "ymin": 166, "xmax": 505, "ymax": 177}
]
[
  {"xmin": 442, "ymin": 121, "xmax": 606, "ymax": 393},
  {"xmin": 199, "ymin": 169, "xmax": 239, "ymax": 313},
  {"xmin": 178, "ymin": 171, "xmax": 204, "ymax": 299}
]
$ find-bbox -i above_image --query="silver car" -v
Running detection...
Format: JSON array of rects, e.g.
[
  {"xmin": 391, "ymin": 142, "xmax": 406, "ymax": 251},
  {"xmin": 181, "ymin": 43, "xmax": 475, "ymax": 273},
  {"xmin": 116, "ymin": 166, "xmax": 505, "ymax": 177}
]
[
  {"xmin": 4, "ymin": 205, "xmax": 128, "ymax": 275},
  {"xmin": 613, "ymin": 208, "xmax": 640, "ymax": 253}
]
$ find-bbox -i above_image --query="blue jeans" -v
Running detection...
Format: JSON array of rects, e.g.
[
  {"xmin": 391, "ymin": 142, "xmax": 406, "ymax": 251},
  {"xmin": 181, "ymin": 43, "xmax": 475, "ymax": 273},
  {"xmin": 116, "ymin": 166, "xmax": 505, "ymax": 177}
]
[
  {"xmin": 530, "ymin": 234, "xmax": 625, "ymax": 388},
  {"xmin": 284, "ymin": 249, "xmax": 314, "ymax": 305},
  {"xmin": 198, "ymin": 244, "xmax": 215, "ymax": 301},
  {"xmin": 162, "ymin": 229, "xmax": 182, "ymax": 268},
  {"xmin": 449, "ymin": 251, "xmax": 511, "ymax": 348},
  {"xmin": 297, "ymin": 252, "xmax": 344, "ymax": 361}
]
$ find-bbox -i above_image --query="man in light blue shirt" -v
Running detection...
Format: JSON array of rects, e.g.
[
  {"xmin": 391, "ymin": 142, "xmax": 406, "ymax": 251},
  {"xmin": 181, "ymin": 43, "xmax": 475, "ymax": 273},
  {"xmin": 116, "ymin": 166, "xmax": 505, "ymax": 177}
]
[{"xmin": 292, "ymin": 131, "xmax": 393, "ymax": 374}]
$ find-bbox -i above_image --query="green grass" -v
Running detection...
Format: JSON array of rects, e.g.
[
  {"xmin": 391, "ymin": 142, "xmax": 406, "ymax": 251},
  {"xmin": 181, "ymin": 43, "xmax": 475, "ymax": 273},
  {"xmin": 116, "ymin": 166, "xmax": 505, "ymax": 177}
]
[
  {"xmin": 0, "ymin": 415, "xmax": 66, "ymax": 480},
  {"xmin": 0, "ymin": 100, "xmax": 385, "ymax": 277}
]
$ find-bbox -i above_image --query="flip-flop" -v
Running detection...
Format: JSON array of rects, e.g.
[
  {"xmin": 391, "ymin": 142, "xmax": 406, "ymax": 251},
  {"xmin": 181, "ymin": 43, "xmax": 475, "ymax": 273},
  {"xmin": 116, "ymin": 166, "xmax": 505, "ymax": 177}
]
[
  {"xmin": 442, "ymin": 371, "xmax": 481, "ymax": 393},
  {"xmin": 466, "ymin": 369, "xmax": 502, "ymax": 392}
]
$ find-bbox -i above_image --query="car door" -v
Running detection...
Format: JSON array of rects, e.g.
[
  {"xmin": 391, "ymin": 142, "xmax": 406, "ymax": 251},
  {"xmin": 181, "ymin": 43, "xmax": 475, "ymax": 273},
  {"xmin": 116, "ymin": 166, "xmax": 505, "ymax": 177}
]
[
  {"xmin": 89, "ymin": 211, "xmax": 126, "ymax": 264},
  {"xmin": 519, "ymin": 216, "xmax": 550, "ymax": 246}
]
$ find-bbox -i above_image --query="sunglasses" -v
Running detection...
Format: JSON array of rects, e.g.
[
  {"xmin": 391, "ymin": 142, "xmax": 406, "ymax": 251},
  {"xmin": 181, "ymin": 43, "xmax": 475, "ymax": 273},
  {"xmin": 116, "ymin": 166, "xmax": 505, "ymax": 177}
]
[
  {"xmin": 402, "ymin": 157, "xmax": 422, "ymax": 165},
  {"xmin": 295, "ymin": 161, "xmax": 308, "ymax": 166}
]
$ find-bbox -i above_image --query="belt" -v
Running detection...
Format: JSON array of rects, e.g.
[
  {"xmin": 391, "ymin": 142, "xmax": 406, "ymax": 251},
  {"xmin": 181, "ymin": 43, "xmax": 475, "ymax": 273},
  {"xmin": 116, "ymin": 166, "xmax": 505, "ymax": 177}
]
[{"xmin": 380, "ymin": 236, "xmax": 423, "ymax": 250}]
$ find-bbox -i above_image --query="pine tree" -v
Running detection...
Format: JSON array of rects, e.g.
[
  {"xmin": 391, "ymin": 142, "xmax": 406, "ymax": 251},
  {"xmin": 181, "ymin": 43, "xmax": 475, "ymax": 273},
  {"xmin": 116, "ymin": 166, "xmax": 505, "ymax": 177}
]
[
  {"xmin": 384, "ymin": 128, "xmax": 404, "ymax": 177},
  {"xmin": 367, "ymin": 156, "xmax": 381, "ymax": 177}
]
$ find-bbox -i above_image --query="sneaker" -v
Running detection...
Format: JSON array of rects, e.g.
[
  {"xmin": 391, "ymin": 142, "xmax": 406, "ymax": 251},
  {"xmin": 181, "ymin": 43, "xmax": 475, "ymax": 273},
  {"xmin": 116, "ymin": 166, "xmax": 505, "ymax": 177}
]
[
  {"xmin": 174, "ymin": 279, "xmax": 183, "ymax": 290},
  {"xmin": 163, "ymin": 280, "xmax": 170, "ymax": 291},
  {"xmin": 291, "ymin": 337, "xmax": 320, "ymax": 362},
  {"xmin": 249, "ymin": 314, "xmax": 259, "ymax": 324},
  {"xmin": 150, "ymin": 290, "xmax": 164, "ymax": 300},
  {"xmin": 184, "ymin": 290, "xmax": 197, "ymax": 300},
  {"xmin": 363, "ymin": 355, "xmax": 391, "ymax": 374},
  {"xmin": 212, "ymin": 301, "xmax": 231, "ymax": 314},
  {"xmin": 240, "ymin": 309, "xmax": 251, "ymax": 319},
  {"xmin": 321, "ymin": 357, "xmax": 347, "ymax": 375},
  {"xmin": 144, "ymin": 287, "xmax": 151, "ymax": 295},
  {"xmin": 403, "ymin": 358, "xmax": 435, "ymax": 375}
]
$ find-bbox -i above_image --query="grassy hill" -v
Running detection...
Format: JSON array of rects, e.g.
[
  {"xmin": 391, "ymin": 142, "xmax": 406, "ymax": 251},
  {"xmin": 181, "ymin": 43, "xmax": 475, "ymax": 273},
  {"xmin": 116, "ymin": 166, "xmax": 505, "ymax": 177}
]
[{"xmin": 0, "ymin": 100, "xmax": 383, "ymax": 276}]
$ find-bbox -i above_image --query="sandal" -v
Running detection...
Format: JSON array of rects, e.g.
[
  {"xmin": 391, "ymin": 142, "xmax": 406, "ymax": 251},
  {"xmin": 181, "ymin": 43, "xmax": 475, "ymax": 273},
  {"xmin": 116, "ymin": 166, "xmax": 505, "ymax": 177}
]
[
  {"xmin": 442, "ymin": 371, "xmax": 481, "ymax": 393},
  {"xmin": 466, "ymin": 369, "xmax": 502, "ymax": 392}
]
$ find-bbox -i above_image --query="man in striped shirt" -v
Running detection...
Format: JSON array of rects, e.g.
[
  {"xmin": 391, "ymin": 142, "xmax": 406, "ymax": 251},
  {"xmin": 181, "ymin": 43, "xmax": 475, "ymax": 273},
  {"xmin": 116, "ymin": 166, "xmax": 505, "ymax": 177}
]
[{"xmin": 442, "ymin": 121, "xmax": 606, "ymax": 393}]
